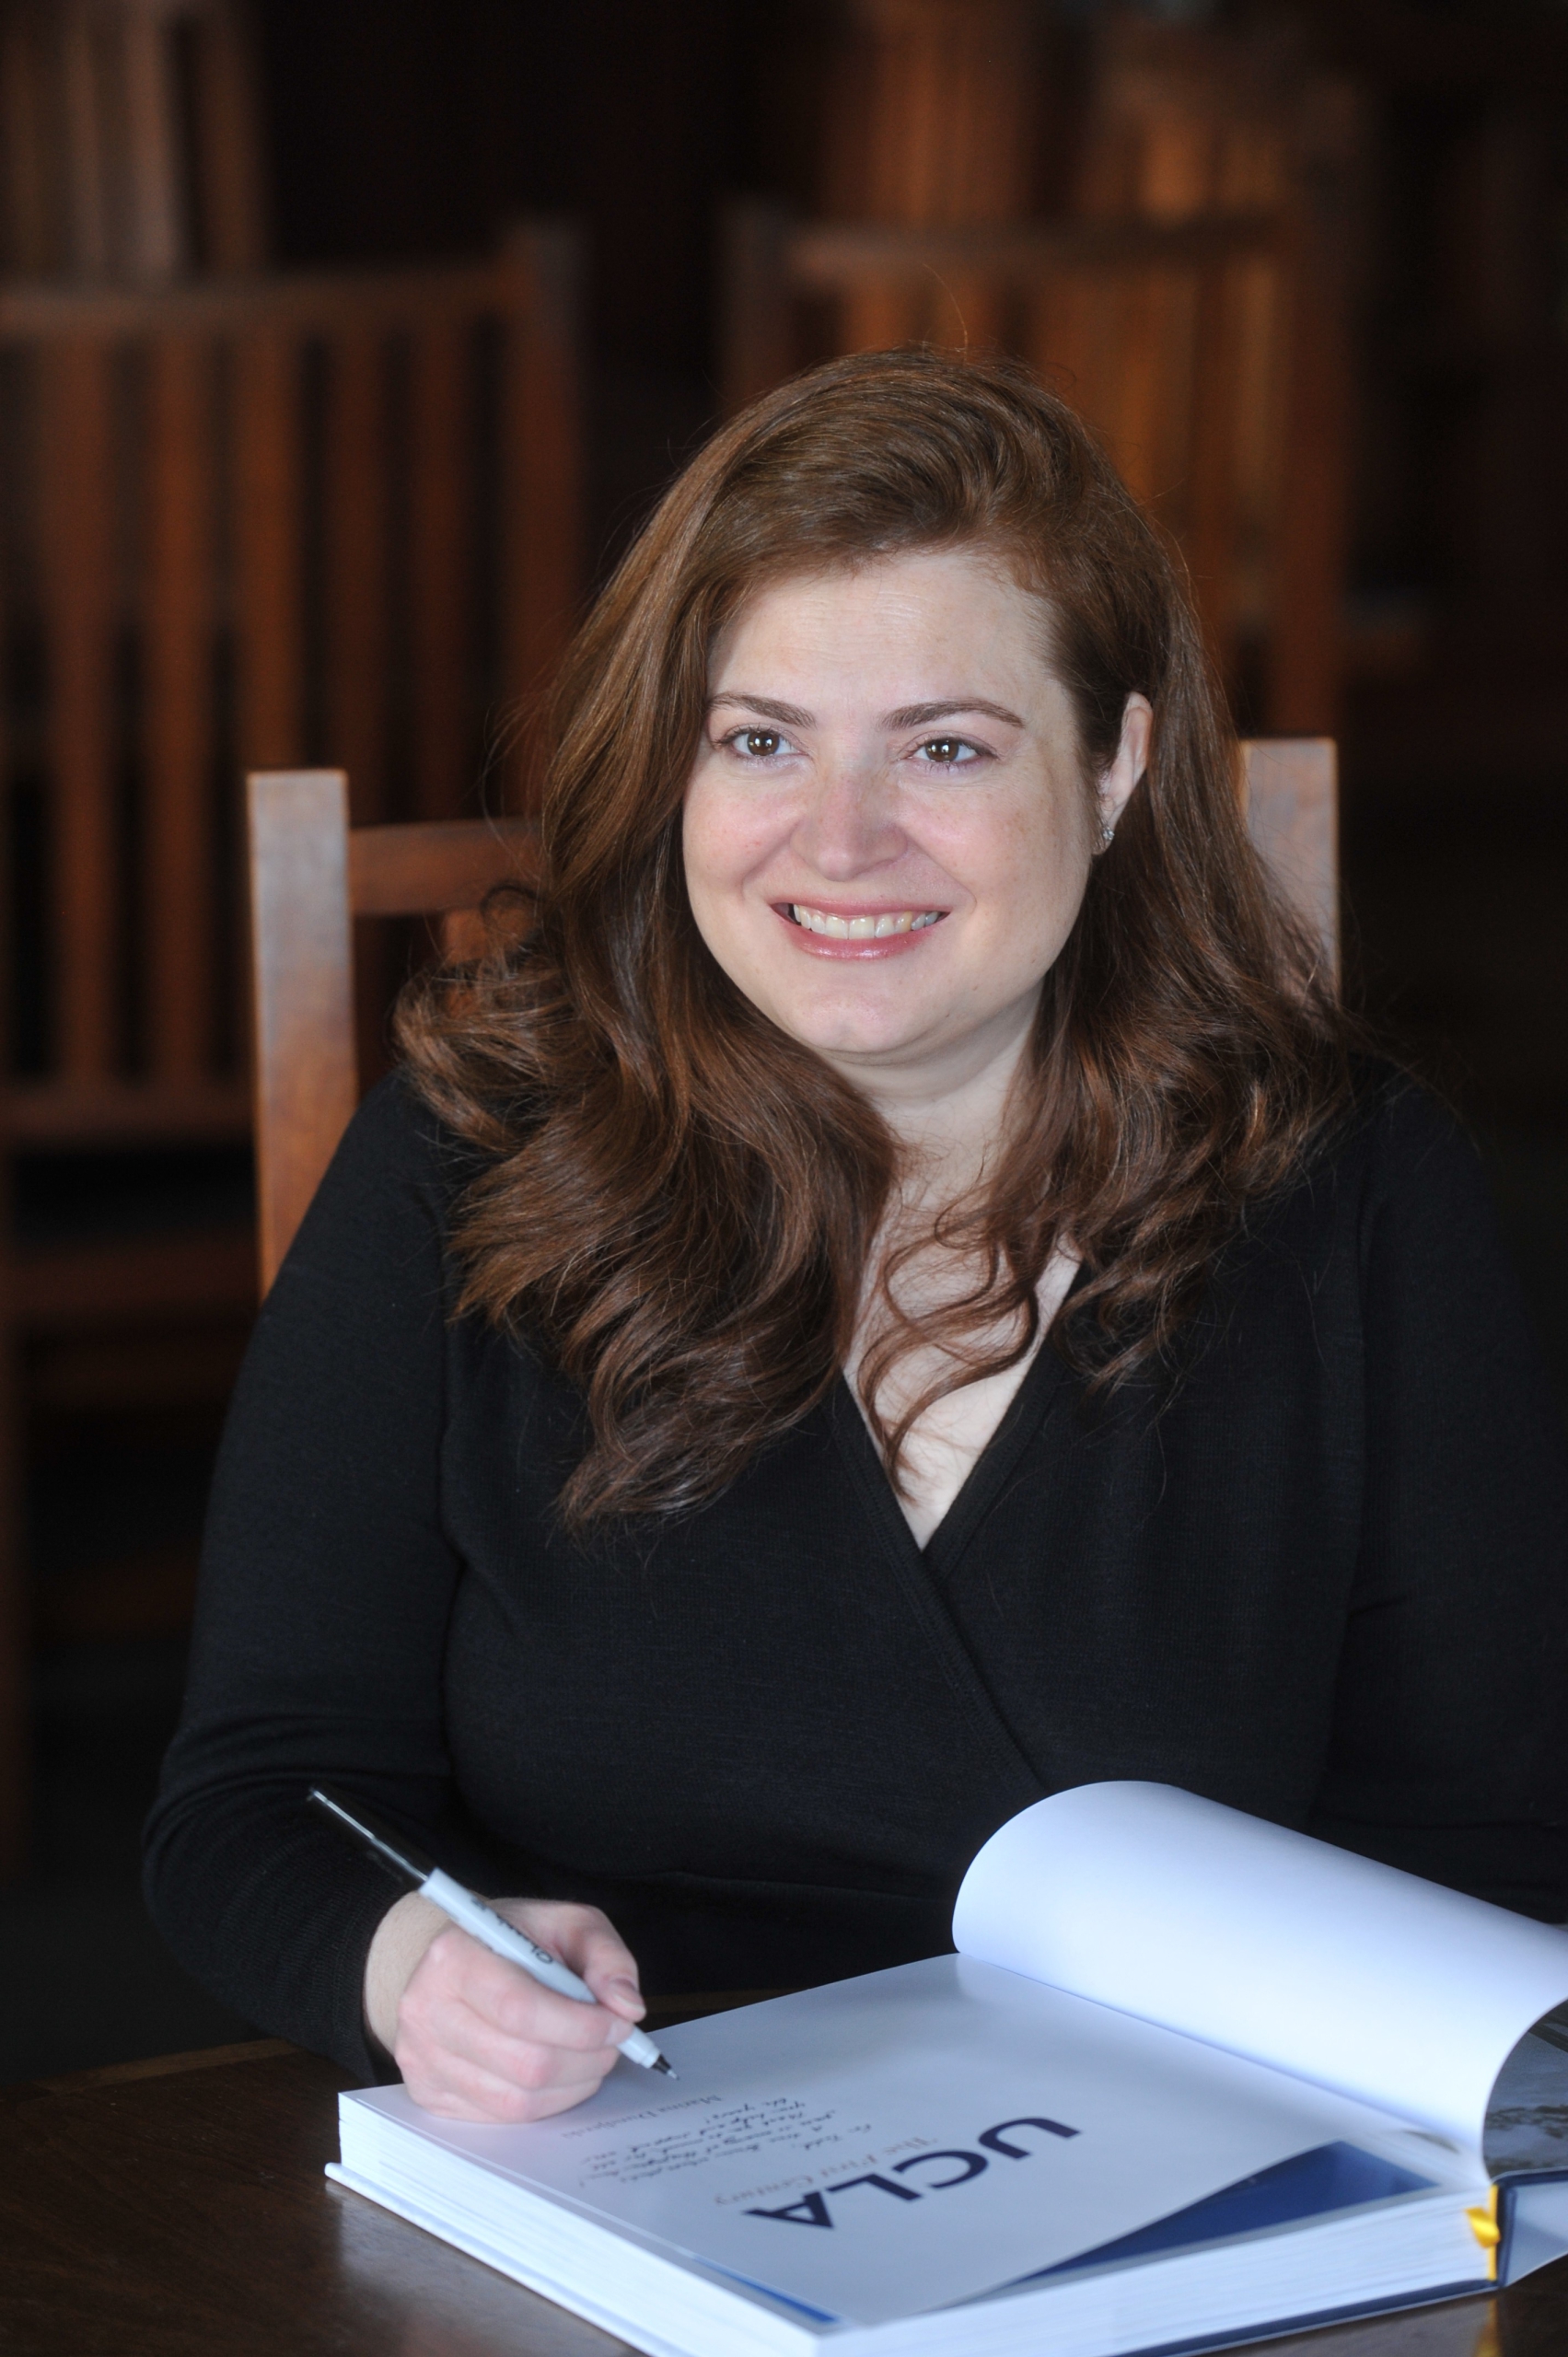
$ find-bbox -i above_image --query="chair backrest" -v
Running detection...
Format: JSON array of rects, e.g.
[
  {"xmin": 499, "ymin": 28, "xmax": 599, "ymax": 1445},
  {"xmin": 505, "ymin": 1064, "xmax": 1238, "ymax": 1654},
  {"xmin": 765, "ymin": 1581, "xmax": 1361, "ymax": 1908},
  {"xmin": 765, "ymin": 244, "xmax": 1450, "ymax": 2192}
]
[
  {"xmin": 248, "ymin": 739, "xmax": 1337, "ymax": 1294},
  {"xmin": 720, "ymin": 202, "xmax": 1342, "ymax": 737},
  {"xmin": 248, "ymin": 769, "xmax": 539, "ymax": 1290},
  {"xmin": 0, "ymin": 229, "xmax": 581, "ymax": 1152}
]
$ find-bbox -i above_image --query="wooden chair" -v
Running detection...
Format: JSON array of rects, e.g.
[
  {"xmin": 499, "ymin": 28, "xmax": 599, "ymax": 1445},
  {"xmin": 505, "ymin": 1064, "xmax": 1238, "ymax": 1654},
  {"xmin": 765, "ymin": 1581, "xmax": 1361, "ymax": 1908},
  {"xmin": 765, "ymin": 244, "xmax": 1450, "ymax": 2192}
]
[
  {"xmin": 721, "ymin": 204, "xmax": 1339, "ymax": 737},
  {"xmin": 245, "ymin": 739, "xmax": 1337, "ymax": 1290},
  {"xmin": 248, "ymin": 771, "xmax": 540, "ymax": 1291},
  {"xmin": 0, "ymin": 231, "xmax": 583, "ymax": 1875},
  {"xmin": 0, "ymin": 228, "xmax": 579, "ymax": 1128}
]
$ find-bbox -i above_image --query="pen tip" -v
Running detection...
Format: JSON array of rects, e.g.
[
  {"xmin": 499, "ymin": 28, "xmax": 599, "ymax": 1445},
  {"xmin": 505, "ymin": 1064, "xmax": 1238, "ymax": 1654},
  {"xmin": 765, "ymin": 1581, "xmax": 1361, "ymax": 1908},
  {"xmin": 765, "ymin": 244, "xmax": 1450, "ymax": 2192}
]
[{"xmin": 653, "ymin": 2056, "xmax": 676, "ymax": 2077}]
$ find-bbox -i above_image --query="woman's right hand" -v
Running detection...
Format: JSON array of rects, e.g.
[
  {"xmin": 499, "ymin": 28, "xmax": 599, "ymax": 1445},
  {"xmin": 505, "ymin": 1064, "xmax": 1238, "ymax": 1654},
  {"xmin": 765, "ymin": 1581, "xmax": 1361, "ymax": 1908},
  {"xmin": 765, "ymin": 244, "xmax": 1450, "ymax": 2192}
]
[{"xmin": 366, "ymin": 1890, "xmax": 648, "ymax": 2122}]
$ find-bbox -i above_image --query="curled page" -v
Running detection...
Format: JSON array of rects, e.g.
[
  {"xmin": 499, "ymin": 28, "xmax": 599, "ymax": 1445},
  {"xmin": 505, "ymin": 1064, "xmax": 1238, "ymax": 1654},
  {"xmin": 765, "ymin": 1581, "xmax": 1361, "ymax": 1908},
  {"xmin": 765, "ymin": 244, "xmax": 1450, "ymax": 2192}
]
[{"xmin": 953, "ymin": 1782, "xmax": 1568, "ymax": 2154}]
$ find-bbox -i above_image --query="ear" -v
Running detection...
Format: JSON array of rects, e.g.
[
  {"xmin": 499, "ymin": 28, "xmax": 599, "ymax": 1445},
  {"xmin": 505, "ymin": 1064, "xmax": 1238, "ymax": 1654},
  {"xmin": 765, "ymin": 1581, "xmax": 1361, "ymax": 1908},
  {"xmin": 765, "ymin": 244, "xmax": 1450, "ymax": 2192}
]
[{"xmin": 1097, "ymin": 695, "xmax": 1152, "ymax": 846}]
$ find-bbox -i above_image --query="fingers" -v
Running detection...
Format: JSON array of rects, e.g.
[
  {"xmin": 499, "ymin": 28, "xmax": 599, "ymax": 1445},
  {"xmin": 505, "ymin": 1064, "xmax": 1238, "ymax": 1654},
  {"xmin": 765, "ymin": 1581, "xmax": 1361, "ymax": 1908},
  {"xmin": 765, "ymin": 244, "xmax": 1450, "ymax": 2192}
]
[
  {"xmin": 406, "ymin": 1928, "xmax": 627, "ymax": 2056},
  {"xmin": 495, "ymin": 1899, "xmax": 647, "ymax": 2023},
  {"xmin": 400, "ymin": 2007, "xmax": 621, "ymax": 2125},
  {"xmin": 392, "ymin": 1912, "xmax": 644, "ymax": 2126}
]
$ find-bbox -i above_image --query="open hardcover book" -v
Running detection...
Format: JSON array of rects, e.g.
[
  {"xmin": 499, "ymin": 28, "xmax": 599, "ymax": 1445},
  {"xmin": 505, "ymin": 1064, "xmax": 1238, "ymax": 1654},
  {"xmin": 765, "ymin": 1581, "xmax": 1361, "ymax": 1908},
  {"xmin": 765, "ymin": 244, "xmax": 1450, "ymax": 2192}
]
[{"xmin": 331, "ymin": 1782, "xmax": 1568, "ymax": 2357}]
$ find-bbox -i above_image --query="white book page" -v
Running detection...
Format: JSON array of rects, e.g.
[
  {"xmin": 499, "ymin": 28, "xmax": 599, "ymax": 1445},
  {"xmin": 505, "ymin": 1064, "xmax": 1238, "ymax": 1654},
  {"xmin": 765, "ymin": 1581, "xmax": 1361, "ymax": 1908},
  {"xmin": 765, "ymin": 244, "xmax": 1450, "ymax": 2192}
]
[
  {"xmin": 345, "ymin": 1956, "xmax": 1459, "ymax": 2329},
  {"xmin": 953, "ymin": 1782, "xmax": 1568, "ymax": 2154}
]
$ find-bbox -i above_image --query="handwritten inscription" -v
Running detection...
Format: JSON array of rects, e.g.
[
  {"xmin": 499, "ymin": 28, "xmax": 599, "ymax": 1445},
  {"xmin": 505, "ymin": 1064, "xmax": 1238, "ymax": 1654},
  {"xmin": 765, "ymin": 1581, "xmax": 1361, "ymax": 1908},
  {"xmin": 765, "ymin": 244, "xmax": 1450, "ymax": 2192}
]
[{"xmin": 578, "ymin": 2096, "xmax": 875, "ymax": 2190}]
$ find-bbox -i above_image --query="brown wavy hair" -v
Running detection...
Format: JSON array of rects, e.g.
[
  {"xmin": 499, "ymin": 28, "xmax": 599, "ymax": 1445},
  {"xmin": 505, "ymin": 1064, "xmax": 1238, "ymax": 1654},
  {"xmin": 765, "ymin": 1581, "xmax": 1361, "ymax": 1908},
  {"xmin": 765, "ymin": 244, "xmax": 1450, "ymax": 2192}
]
[{"xmin": 399, "ymin": 347, "xmax": 1351, "ymax": 1528}]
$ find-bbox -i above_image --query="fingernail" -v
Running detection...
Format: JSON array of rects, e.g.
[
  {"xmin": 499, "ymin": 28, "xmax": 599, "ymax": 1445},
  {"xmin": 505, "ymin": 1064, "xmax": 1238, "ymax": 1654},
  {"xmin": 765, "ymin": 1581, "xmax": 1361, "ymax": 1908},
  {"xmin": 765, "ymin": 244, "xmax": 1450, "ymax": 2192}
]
[{"xmin": 608, "ymin": 1975, "xmax": 645, "ymax": 2013}]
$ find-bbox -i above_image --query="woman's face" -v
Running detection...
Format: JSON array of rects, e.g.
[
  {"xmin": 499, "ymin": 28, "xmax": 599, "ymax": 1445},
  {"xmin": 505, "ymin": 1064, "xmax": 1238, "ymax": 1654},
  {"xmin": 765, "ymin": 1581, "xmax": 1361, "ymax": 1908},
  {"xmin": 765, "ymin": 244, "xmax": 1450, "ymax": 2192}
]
[{"xmin": 683, "ymin": 545, "xmax": 1148, "ymax": 1097}]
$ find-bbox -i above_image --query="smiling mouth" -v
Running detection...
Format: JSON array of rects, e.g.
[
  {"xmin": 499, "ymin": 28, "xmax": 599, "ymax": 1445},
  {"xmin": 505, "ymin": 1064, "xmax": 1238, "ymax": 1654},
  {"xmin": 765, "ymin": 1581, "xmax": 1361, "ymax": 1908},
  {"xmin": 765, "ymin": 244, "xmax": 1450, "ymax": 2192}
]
[{"xmin": 783, "ymin": 904, "xmax": 947, "ymax": 939}]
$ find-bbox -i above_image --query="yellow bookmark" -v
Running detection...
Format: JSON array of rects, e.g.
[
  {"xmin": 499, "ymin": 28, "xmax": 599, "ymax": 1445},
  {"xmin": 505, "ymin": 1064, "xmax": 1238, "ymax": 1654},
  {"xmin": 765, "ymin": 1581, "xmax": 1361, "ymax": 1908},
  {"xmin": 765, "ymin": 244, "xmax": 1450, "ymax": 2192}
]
[{"xmin": 1464, "ymin": 2185, "xmax": 1501, "ymax": 2281}]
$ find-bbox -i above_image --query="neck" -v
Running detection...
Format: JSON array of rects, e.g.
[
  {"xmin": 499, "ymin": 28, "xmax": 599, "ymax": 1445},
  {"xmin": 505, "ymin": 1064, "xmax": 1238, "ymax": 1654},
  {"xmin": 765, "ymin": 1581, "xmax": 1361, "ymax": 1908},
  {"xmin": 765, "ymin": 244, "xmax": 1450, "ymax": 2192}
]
[{"xmin": 825, "ymin": 999, "xmax": 1039, "ymax": 1206}]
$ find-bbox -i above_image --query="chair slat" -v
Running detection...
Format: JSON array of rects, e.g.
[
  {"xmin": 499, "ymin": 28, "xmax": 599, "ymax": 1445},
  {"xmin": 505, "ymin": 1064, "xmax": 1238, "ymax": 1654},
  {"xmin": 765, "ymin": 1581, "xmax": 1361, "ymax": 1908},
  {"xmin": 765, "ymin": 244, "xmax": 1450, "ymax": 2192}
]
[
  {"xmin": 409, "ymin": 317, "xmax": 470, "ymax": 820},
  {"xmin": 232, "ymin": 325, "xmax": 302, "ymax": 767},
  {"xmin": 60, "ymin": 13, "xmax": 109, "ymax": 277},
  {"xmin": 324, "ymin": 325, "xmax": 389, "ymax": 825},
  {"xmin": 1263, "ymin": 239, "xmax": 1348, "ymax": 733},
  {"xmin": 0, "ymin": 10, "xmax": 53, "ymax": 273},
  {"xmin": 189, "ymin": 8, "xmax": 269, "ymax": 273},
  {"xmin": 40, "ymin": 337, "xmax": 118, "ymax": 1080},
  {"xmin": 247, "ymin": 771, "xmax": 358, "ymax": 1293},
  {"xmin": 120, "ymin": 4, "xmax": 184, "ymax": 283},
  {"xmin": 348, "ymin": 817, "xmax": 538, "ymax": 918},
  {"xmin": 501, "ymin": 231, "xmax": 582, "ymax": 810},
  {"xmin": 145, "ymin": 332, "xmax": 214, "ymax": 1080},
  {"xmin": 322, "ymin": 324, "xmax": 393, "ymax": 1083},
  {"xmin": 1180, "ymin": 259, "xmax": 1246, "ymax": 664}
]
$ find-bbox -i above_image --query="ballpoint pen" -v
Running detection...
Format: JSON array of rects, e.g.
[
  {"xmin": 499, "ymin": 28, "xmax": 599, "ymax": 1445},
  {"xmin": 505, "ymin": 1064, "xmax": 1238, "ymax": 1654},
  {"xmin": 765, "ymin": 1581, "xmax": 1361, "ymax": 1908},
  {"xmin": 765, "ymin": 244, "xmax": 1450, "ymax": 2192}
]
[{"xmin": 308, "ymin": 1784, "xmax": 675, "ymax": 2077}]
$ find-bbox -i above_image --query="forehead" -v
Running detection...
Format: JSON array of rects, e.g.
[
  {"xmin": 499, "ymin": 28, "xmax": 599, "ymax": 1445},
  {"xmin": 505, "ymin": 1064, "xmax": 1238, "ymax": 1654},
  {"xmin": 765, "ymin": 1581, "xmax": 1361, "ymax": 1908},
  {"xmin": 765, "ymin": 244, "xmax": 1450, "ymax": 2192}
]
[{"xmin": 709, "ymin": 546, "xmax": 1052, "ymax": 683}]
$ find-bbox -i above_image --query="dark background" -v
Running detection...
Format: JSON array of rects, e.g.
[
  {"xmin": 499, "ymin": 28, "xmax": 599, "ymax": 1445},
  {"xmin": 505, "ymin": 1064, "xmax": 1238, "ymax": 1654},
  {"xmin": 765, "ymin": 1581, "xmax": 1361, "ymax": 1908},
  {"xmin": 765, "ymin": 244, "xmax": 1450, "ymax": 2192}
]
[{"xmin": 6, "ymin": 0, "xmax": 1567, "ymax": 2084}]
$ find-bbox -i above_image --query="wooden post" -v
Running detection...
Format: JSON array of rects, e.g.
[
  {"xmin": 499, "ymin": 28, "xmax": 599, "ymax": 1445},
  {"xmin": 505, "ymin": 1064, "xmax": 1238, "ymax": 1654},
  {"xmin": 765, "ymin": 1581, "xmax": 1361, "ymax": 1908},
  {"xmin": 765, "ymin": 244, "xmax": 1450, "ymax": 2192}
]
[
  {"xmin": 1239, "ymin": 736, "xmax": 1338, "ymax": 979},
  {"xmin": 410, "ymin": 316, "xmax": 470, "ymax": 821},
  {"xmin": 247, "ymin": 770, "xmax": 356, "ymax": 1293}
]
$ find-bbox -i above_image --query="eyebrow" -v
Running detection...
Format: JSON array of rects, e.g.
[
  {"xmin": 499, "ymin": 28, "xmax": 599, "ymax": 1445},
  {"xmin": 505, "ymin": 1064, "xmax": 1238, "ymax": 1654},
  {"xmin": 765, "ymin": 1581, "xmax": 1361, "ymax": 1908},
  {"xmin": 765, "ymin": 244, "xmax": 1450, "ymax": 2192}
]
[
  {"xmin": 706, "ymin": 693, "xmax": 1027, "ymax": 730},
  {"xmin": 706, "ymin": 693, "xmax": 814, "ymax": 727},
  {"xmin": 885, "ymin": 698, "xmax": 1025, "ymax": 730}
]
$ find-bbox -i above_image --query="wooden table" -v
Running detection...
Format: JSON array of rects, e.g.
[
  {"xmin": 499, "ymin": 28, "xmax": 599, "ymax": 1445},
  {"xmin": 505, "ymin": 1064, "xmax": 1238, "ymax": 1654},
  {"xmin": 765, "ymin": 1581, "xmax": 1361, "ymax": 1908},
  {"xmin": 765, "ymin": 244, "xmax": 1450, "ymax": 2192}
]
[{"xmin": 3, "ymin": 2039, "xmax": 1565, "ymax": 2356}]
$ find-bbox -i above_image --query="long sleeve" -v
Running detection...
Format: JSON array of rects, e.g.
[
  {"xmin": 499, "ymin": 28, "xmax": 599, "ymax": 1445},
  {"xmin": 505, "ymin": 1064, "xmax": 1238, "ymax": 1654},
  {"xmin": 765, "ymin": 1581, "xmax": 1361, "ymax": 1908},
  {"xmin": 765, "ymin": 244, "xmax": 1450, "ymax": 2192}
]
[
  {"xmin": 143, "ymin": 1076, "xmax": 472, "ymax": 2076},
  {"xmin": 1308, "ymin": 1085, "xmax": 1568, "ymax": 1917}
]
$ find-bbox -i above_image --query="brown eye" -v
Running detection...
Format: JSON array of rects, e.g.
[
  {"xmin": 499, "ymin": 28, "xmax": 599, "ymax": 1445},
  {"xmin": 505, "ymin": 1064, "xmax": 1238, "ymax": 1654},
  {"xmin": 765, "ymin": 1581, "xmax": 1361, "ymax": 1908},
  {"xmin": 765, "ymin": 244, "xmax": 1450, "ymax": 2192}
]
[
  {"xmin": 920, "ymin": 737, "xmax": 974, "ymax": 766},
  {"xmin": 738, "ymin": 729, "xmax": 782, "ymax": 758}
]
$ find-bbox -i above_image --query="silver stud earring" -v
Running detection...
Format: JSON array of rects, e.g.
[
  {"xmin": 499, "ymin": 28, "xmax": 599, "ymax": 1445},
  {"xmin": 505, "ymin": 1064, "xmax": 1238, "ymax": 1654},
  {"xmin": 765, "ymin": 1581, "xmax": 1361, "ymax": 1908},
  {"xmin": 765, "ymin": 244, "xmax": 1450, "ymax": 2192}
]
[{"xmin": 1099, "ymin": 819, "xmax": 1116, "ymax": 848}]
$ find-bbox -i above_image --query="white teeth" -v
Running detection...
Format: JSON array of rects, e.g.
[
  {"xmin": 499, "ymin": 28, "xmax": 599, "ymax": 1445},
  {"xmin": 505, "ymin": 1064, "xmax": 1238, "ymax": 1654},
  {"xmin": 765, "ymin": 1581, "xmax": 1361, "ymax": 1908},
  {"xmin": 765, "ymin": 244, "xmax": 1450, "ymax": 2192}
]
[{"xmin": 789, "ymin": 905, "xmax": 940, "ymax": 936}]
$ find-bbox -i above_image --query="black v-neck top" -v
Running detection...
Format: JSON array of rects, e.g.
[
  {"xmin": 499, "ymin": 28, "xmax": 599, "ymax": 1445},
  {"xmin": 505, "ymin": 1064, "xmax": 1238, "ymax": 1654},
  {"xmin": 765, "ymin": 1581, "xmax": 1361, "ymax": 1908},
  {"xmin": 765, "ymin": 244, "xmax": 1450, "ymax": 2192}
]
[{"xmin": 145, "ymin": 1070, "xmax": 1568, "ymax": 2080}]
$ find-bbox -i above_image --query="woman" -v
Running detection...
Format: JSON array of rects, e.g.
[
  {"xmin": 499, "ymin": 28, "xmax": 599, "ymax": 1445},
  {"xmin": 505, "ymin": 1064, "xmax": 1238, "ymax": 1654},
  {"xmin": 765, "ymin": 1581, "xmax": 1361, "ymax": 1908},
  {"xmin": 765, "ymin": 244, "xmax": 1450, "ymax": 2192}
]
[{"xmin": 145, "ymin": 350, "xmax": 1568, "ymax": 2130}]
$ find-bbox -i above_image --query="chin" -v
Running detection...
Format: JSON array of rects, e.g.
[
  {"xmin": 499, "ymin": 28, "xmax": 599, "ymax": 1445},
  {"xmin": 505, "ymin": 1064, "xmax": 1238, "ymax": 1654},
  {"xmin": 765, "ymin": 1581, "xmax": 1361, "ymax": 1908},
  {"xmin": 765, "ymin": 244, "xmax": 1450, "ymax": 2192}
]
[{"xmin": 782, "ymin": 1006, "xmax": 930, "ymax": 1060}]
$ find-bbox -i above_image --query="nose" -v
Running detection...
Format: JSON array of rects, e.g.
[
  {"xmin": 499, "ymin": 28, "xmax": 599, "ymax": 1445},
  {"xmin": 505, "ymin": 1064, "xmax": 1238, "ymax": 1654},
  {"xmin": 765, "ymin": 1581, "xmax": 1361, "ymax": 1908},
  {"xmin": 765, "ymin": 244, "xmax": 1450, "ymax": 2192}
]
[{"xmin": 791, "ymin": 755, "xmax": 908, "ymax": 879}]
